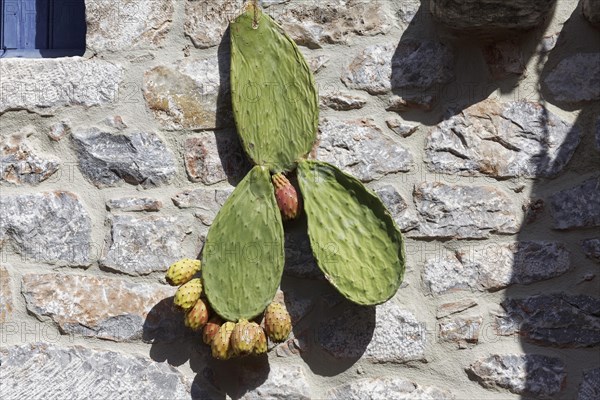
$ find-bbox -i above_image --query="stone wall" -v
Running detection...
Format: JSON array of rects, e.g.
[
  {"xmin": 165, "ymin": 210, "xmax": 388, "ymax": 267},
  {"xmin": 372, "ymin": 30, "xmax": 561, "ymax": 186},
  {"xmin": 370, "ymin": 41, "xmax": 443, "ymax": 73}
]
[{"xmin": 1, "ymin": 1, "xmax": 599, "ymax": 399}]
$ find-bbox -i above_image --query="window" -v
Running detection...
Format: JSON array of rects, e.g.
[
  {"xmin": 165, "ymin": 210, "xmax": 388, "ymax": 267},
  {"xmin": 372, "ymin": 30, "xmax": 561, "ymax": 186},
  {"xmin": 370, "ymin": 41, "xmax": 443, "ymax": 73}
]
[{"xmin": 1, "ymin": 0, "xmax": 86, "ymax": 58}]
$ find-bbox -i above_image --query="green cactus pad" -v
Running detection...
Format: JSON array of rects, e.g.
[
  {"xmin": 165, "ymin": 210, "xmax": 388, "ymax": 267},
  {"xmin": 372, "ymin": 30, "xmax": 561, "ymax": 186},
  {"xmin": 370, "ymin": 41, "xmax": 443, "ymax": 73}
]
[
  {"xmin": 297, "ymin": 160, "xmax": 405, "ymax": 305},
  {"xmin": 202, "ymin": 166, "xmax": 285, "ymax": 321},
  {"xmin": 230, "ymin": 3, "xmax": 319, "ymax": 171}
]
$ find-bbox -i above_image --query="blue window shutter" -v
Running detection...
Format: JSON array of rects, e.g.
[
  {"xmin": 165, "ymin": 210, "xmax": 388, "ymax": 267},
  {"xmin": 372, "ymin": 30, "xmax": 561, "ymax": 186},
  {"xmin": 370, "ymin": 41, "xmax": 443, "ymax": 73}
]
[
  {"xmin": 1, "ymin": 0, "xmax": 85, "ymax": 52},
  {"xmin": 2, "ymin": 0, "xmax": 49, "ymax": 49},
  {"xmin": 2, "ymin": 0, "xmax": 21, "ymax": 49}
]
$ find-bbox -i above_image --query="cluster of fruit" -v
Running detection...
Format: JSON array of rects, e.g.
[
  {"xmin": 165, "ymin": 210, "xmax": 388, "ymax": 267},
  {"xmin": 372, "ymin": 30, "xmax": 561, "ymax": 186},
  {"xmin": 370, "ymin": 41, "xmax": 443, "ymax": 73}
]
[{"xmin": 166, "ymin": 259, "xmax": 292, "ymax": 360}]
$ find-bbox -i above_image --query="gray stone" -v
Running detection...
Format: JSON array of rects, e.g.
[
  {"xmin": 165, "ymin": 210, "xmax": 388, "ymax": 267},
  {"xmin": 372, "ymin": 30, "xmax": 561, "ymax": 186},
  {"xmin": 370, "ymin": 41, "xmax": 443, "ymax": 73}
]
[
  {"xmin": 327, "ymin": 377, "xmax": 455, "ymax": 400},
  {"xmin": 467, "ymin": 354, "xmax": 566, "ymax": 398},
  {"xmin": 550, "ymin": 177, "xmax": 600, "ymax": 229},
  {"xmin": 0, "ymin": 266, "xmax": 12, "ymax": 323},
  {"xmin": 341, "ymin": 43, "xmax": 396, "ymax": 95},
  {"xmin": 578, "ymin": 368, "xmax": 600, "ymax": 400},
  {"xmin": 318, "ymin": 300, "xmax": 426, "ymax": 363},
  {"xmin": 391, "ymin": 39, "xmax": 454, "ymax": 90},
  {"xmin": 307, "ymin": 55, "xmax": 329, "ymax": 74},
  {"xmin": 582, "ymin": 238, "xmax": 600, "ymax": 263},
  {"xmin": 184, "ymin": 0, "xmax": 237, "ymax": 49},
  {"xmin": 72, "ymin": 129, "xmax": 176, "ymax": 188},
  {"xmin": 48, "ymin": 121, "xmax": 71, "ymax": 141},
  {"xmin": 0, "ymin": 58, "xmax": 122, "ymax": 114},
  {"xmin": 374, "ymin": 185, "xmax": 419, "ymax": 232},
  {"xmin": 396, "ymin": 0, "xmax": 421, "ymax": 25},
  {"xmin": 584, "ymin": 0, "xmax": 600, "ymax": 28},
  {"xmin": 386, "ymin": 95, "xmax": 434, "ymax": 112},
  {"xmin": 86, "ymin": 0, "xmax": 174, "ymax": 51},
  {"xmin": 184, "ymin": 131, "xmax": 250, "ymax": 185},
  {"xmin": 272, "ymin": 290, "xmax": 314, "ymax": 325},
  {"xmin": 106, "ymin": 197, "xmax": 162, "ymax": 212},
  {"xmin": 436, "ymin": 299, "xmax": 478, "ymax": 319},
  {"xmin": 143, "ymin": 57, "xmax": 229, "ymax": 130},
  {"xmin": 320, "ymin": 93, "xmax": 367, "ymax": 111},
  {"xmin": 483, "ymin": 40, "xmax": 526, "ymax": 79},
  {"xmin": 21, "ymin": 273, "xmax": 183, "ymax": 342},
  {"xmin": 172, "ymin": 187, "xmax": 233, "ymax": 226},
  {"xmin": 0, "ymin": 192, "xmax": 91, "ymax": 266},
  {"xmin": 423, "ymin": 242, "xmax": 571, "ymax": 294},
  {"xmin": 438, "ymin": 315, "xmax": 482, "ymax": 346},
  {"xmin": 596, "ymin": 117, "xmax": 600, "ymax": 151},
  {"xmin": 315, "ymin": 119, "xmax": 413, "ymax": 182},
  {"xmin": 496, "ymin": 293, "xmax": 600, "ymax": 347},
  {"xmin": 545, "ymin": 53, "xmax": 600, "ymax": 103},
  {"xmin": 103, "ymin": 115, "xmax": 128, "ymax": 130},
  {"xmin": 267, "ymin": 0, "xmax": 394, "ymax": 49},
  {"xmin": 1, "ymin": 132, "xmax": 59, "ymax": 185},
  {"xmin": 341, "ymin": 41, "xmax": 453, "ymax": 94},
  {"xmin": 101, "ymin": 215, "xmax": 193, "ymax": 276},
  {"xmin": 385, "ymin": 118, "xmax": 418, "ymax": 137},
  {"xmin": 425, "ymin": 99, "xmax": 581, "ymax": 178},
  {"xmin": 0, "ymin": 343, "xmax": 191, "ymax": 398},
  {"xmin": 238, "ymin": 364, "xmax": 311, "ymax": 400},
  {"xmin": 429, "ymin": 0, "xmax": 556, "ymax": 32},
  {"xmin": 410, "ymin": 182, "xmax": 519, "ymax": 239}
]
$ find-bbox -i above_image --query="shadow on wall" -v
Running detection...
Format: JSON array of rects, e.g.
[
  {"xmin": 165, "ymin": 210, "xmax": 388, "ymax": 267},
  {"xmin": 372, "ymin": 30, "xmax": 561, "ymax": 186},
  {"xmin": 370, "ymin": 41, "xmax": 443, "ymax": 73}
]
[
  {"xmin": 402, "ymin": 1, "xmax": 600, "ymax": 398},
  {"xmin": 392, "ymin": 0, "xmax": 555, "ymax": 126}
]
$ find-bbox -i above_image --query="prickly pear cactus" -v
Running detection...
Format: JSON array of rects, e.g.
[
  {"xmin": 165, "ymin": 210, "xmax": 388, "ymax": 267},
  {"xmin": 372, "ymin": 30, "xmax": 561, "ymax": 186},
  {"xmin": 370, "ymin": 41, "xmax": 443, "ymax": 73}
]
[
  {"xmin": 230, "ymin": 2, "xmax": 319, "ymax": 171},
  {"xmin": 202, "ymin": 166, "xmax": 285, "ymax": 321},
  {"xmin": 297, "ymin": 160, "xmax": 406, "ymax": 305}
]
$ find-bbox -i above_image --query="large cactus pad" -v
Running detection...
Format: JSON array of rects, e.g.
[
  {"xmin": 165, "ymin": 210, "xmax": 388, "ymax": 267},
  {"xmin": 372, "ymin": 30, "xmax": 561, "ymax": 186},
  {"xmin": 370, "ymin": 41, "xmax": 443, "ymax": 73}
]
[
  {"xmin": 203, "ymin": 166, "xmax": 285, "ymax": 321},
  {"xmin": 297, "ymin": 160, "xmax": 405, "ymax": 305},
  {"xmin": 230, "ymin": 3, "xmax": 318, "ymax": 171}
]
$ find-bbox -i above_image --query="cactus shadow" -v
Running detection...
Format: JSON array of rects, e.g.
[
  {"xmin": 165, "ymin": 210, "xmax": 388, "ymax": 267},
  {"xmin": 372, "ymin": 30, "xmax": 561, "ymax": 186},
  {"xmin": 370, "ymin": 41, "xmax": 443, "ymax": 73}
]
[
  {"xmin": 392, "ymin": 1, "xmax": 555, "ymax": 126},
  {"xmin": 215, "ymin": 27, "xmax": 252, "ymax": 188},
  {"xmin": 189, "ymin": 352, "xmax": 270, "ymax": 400},
  {"xmin": 296, "ymin": 292, "xmax": 376, "ymax": 377}
]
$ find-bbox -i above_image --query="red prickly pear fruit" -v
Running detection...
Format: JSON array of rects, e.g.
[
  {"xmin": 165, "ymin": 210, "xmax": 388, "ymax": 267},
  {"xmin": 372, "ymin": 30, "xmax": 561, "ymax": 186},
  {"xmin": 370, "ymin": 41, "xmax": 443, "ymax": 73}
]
[
  {"xmin": 272, "ymin": 173, "xmax": 301, "ymax": 220},
  {"xmin": 264, "ymin": 302, "xmax": 292, "ymax": 342},
  {"xmin": 202, "ymin": 316, "xmax": 223, "ymax": 345},
  {"xmin": 184, "ymin": 299, "xmax": 209, "ymax": 331}
]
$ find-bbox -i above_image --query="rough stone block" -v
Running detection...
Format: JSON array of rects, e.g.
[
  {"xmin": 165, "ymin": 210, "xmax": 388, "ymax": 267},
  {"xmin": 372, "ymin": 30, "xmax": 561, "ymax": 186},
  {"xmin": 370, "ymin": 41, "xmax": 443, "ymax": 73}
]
[
  {"xmin": 0, "ymin": 192, "xmax": 91, "ymax": 266},
  {"xmin": 315, "ymin": 119, "xmax": 413, "ymax": 182}
]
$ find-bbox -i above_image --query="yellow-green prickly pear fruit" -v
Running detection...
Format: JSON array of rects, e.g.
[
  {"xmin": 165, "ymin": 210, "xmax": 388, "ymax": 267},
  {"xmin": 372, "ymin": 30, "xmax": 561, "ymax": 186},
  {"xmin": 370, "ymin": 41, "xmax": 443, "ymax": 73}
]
[
  {"xmin": 174, "ymin": 278, "xmax": 202, "ymax": 310},
  {"xmin": 253, "ymin": 326, "xmax": 268, "ymax": 355},
  {"xmin": 165, "ymin": 259, "xmax": 201, "ymax": 286},
  {"xmin": 184, "ymin": 299, "xmax": 209, "ymax": 331},
  {"xmin": 264, "ymin": 302, "xmax": 292, "ymax": 342},
  {"xmin": 230, "ymin": 320, "xmax": 259, "ymax": 356},
  {"xmin": 211, "ymin": 322, "xmax": 235, "ymax": 360},
  {"xmin": 203, "ymin": 316, "xmax": 222, "ymax": 345}
]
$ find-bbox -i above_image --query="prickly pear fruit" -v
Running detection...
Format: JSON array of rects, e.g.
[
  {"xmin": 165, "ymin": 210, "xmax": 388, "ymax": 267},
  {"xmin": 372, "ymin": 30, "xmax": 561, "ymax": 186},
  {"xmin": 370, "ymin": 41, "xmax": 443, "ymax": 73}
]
[
  {"xmin": 184, "ymin": 299, "xmax": 209, "ymax": 331},
  {"xmin": 165, "ymin": 258, "xmax": 201, "ymax": 286},
  {"xmin": 211, "ymin": 322, "xmax": 235, "ymax": 360},
  {"xmin": 272, "ymin": 173, "xmax": 301, "ymax": 220},
  {"xmin": 264, "ymin": 302, "xmax": 292, "ymax": 342},
  {"xmin": 230, "ymin": 320, "xmax": 259, "ymax": 356},
  {"xmin": 203, "ymin": 316, "xmax": 222, "ymax": 345},
  {"xmin": 173, "ymin": 278, "xmax": 202, "ymax": 310},
  {"xmin": 253, "ymin": 326, "xmax": 268, "ymax": 355}
]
